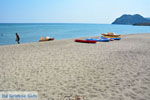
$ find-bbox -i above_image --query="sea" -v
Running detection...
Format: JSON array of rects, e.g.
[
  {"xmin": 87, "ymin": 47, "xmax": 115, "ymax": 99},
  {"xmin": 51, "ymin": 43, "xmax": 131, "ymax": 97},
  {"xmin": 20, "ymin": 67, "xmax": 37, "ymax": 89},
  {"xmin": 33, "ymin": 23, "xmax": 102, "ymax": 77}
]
[{"xmin": 0, "ymin": 23, "xmax": 150, "ymax": 45}]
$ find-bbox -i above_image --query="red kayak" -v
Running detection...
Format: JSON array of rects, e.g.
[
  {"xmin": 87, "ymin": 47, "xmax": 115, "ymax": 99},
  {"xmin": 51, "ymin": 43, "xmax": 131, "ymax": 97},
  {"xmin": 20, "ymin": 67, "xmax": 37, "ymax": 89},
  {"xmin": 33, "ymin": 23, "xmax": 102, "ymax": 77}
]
[{"xmin": 75, "ymin": 39, "xmax": 97, "ymax": 43}]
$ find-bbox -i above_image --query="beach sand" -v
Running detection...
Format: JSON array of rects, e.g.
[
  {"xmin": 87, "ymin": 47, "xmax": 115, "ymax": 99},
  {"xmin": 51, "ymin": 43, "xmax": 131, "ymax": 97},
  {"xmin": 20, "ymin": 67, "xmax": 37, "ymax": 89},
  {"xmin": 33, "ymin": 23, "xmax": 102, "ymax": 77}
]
[{"xmin": 0, "ymin": 33, "xmax": 150, "ymax": 100}]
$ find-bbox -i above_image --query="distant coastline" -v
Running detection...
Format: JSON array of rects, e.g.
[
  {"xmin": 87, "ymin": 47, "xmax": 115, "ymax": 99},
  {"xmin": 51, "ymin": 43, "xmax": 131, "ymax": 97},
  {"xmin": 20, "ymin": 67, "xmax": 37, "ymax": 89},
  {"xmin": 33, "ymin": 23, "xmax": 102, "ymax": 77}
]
[{"xmin": 133, "ymin": 23, "xmax": 150, "ymax": 26}]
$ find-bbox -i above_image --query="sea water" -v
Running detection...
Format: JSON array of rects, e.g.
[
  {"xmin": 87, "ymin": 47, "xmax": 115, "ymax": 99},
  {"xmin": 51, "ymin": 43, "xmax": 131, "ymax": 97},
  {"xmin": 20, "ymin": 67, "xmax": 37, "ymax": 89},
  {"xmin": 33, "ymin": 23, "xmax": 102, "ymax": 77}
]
[{"xmin": 0, "ymin": 23, "xmax": 150, "ymax": 45}]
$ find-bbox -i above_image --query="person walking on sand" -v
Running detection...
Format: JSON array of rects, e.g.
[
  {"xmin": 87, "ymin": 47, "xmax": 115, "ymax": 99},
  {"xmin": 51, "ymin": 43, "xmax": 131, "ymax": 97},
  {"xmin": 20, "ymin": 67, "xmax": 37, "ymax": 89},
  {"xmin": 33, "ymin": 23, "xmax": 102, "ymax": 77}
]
[{"xmin": 16, "ymin": 33, "xmax": 20, "ymax": 44}]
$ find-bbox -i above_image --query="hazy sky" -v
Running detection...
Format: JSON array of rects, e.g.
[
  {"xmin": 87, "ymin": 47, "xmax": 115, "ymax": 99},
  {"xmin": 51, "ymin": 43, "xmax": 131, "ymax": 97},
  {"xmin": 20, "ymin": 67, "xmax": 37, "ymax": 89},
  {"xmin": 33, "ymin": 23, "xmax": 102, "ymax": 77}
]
[{"xmin": 0, "ymin": 0, "xmax": 149, "ymax": 23}]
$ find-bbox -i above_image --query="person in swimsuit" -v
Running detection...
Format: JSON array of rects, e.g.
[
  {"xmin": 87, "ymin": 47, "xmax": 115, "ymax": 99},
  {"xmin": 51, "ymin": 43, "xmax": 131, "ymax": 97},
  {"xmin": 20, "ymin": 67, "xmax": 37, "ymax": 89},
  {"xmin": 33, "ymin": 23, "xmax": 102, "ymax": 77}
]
[{"xmin": 16, "ymin": 33, "xmax": 20, "ymax": 44}]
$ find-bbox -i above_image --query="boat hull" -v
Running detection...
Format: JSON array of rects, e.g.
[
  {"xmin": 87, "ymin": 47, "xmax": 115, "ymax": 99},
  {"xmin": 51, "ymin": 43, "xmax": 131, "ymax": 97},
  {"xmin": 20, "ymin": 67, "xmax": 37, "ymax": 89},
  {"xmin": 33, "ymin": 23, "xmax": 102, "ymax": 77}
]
[
  {"xmin": 75, "ymin": 39, "xmax": 97, "ymax": 43},
  {"xmin": 39, "ymin": 38, "xmax": 54, "ymax": 42},
  {"xmin": 101, "ymin": 34, "xmax": 121, "ymax": 37},
  {"xmin": 102, "ymin": 36, "xmax": 121, "ymax": 40},
  {"xmin": 86, "ymin": 38, "xmax": 110, "ymax": 42}
]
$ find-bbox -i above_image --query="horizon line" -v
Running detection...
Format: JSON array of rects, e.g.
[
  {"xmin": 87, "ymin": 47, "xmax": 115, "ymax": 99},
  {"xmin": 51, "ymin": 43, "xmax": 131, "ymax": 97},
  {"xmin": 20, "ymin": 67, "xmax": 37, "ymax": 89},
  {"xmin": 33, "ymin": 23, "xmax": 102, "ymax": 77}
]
[{"xmin": 0, "ymin": 22, "xmax": 111, "ymax": 24}]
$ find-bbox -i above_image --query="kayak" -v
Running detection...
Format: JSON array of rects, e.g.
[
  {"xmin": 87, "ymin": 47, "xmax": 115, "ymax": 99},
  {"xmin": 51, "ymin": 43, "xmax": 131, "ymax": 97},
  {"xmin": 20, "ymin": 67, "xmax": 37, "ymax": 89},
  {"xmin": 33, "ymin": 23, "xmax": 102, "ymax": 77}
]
[
  {"xmin": 102, "ymin": 36, "xmax": 121, "ymax": 40},
  {"xmin": 100, "ymin": 36, "xmax": 114, "ymax": 41},
  {"xmin": 39, "ymin": 38, "xmax": 54, "ymax": 42},
  {"xmin": 86, "ymin": 38, "xmax": 110, "ymax": 42},
  {"xmin": 111, "ymin": 38, "xmax": 121, "ymax": 40},
  {"xmin": 101, "ymin": 32, "xmax": 121, "ymax": 37},
  {"xmin": 75, "ymin": 39, "xmax": 97, "ymax": 43},
  {"xmin": 102, "ymin": 34, "xmax": 121, "ymax": 37}
]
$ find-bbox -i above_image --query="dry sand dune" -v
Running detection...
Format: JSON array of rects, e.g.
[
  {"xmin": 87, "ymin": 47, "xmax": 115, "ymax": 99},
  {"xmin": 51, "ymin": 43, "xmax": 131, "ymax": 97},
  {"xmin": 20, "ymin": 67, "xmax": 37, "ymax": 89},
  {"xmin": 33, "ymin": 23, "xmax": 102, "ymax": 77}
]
[{"xmin": 0, "ymin": 33, "xmax": 150, "ymax": 100}]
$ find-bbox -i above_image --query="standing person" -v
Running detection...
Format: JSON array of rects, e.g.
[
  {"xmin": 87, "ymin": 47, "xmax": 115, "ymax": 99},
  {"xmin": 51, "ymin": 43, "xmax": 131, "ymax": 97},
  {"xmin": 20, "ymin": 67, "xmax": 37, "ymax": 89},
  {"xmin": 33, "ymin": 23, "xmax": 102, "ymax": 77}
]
[{"xmin": 16, "ymin": 33, "xmax": 20, "ymax": 44}]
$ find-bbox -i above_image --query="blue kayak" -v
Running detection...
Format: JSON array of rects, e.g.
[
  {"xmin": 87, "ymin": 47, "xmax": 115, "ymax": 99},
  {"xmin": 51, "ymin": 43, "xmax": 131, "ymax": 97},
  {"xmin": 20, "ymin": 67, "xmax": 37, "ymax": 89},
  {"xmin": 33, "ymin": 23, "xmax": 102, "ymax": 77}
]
[
  {"xmin": 86, "ymin": 38, "xmax": 110, "ymax": 42},
  {"xmin": 111, "ymin": 38, "xmax": 121, "ymax": 40},
  {"xmin": 101, "ymin": 36, "xmax": 121, "ymax": 40}
]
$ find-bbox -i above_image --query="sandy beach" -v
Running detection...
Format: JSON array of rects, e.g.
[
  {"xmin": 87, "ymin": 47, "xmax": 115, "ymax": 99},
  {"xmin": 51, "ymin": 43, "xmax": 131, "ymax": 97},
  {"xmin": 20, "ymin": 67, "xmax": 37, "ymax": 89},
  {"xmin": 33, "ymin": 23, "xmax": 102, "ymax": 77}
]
[{"xmin": 0, "ymin": 33, "xmax": 150, "ymax": 100}]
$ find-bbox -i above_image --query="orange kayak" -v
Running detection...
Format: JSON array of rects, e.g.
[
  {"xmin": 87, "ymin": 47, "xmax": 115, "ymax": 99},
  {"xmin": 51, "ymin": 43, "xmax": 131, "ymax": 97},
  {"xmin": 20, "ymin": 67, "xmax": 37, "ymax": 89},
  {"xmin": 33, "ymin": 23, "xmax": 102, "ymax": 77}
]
[{"xmin": 39, "ymin": 37, "xmax": 54, "ymax": 42}]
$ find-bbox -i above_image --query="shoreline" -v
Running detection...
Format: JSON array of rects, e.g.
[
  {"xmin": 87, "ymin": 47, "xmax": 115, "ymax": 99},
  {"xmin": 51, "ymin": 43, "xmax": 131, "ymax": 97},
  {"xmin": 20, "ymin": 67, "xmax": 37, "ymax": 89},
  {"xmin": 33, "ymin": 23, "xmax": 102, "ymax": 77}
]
[
  {"xmin": 0, "ymin": 33, "xmax": 149, "ymax": 47},
  {"xmin": 0, "ymin": 33, "xmax": 150, "ymax": 100}
]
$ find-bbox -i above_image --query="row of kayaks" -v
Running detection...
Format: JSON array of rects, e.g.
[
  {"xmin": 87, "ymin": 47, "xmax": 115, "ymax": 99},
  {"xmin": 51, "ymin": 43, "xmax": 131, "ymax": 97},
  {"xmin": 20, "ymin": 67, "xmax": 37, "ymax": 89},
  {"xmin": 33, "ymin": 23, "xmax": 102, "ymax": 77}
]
[
  {"xmin": 39, "ymin": 33, "xmax": 121, "ymax": 43},
  {"xmin": 75, "ymin": 33, "xmax": 121, "ymax": 43},
  {"xmin": 75, "ymin": 37, "xmax": 121, "ymax": 43}
]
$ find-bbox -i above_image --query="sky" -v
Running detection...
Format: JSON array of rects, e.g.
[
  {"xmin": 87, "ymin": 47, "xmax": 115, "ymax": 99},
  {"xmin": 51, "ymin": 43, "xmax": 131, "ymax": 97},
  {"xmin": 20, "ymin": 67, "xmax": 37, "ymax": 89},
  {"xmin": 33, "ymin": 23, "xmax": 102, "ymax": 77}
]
[{"xmin": 0, "ymin": 0, "xmax": 149, "ymax": 23}]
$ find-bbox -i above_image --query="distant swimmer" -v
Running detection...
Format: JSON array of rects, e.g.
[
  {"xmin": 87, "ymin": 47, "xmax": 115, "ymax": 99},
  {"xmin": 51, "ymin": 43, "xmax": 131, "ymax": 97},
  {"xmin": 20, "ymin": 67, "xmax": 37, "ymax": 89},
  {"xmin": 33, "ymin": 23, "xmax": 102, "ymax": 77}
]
[{"xmin": 15, "ymin": 33, "xmax": 20, "ymax": 44}]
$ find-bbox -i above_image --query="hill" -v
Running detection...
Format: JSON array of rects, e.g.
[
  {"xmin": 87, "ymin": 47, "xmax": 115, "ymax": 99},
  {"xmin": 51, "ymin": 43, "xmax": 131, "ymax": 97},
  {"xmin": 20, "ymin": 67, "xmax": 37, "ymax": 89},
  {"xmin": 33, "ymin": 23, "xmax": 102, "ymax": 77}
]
[{"xmin": 112, "ymin": 14, "xmax": 150, "ymax": 25}]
